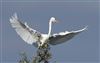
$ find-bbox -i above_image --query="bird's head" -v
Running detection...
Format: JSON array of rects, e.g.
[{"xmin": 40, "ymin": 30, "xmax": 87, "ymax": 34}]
[{"xmin": 50, "ymin": 17, "xmax": 58, "ymax": 23}]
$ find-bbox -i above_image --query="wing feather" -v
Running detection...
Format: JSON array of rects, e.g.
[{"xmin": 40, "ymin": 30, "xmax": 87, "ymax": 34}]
[
  {"xmin": 49, "ymin": 26, "xmax": 87, "ymax": 45},
  {"xmin": 10, "ymin": 13, "xmax": 41, "ymax": 45}
]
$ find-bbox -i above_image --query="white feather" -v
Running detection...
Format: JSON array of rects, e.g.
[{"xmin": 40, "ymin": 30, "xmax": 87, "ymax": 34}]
[
  {"xmin": 10, "ymin": 13, "xmax": 87, "ymax": 47},
  {"xmin": 10, "ymin": 13, "xmax": 41, "ymax": 45},
  {"xmin": 49, "ymin": 26, "xmax": 87, "ymax": 45}
]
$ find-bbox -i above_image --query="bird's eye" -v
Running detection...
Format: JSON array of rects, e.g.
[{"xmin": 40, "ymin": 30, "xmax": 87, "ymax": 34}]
[{"xmin": 53, "ymin": 20, "xmax": 57, "ymax": 23}]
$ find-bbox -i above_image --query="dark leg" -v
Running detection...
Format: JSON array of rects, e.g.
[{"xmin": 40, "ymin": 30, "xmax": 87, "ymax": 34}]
[{"xmin": 44, "ymin": 60, "xmax": 49, "ymax": 63}]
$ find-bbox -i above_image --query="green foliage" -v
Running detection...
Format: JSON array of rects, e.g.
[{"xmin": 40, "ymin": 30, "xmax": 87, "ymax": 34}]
[
  {"xmin": 18, "ymin": 44, "xmax": 51, "ymax": 63},
  {"xmin": 19, "ymin": 52, "xmax": 30, "ymax": 63}
]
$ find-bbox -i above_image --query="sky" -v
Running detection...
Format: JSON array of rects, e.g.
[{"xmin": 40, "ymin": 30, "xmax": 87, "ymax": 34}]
[{"xmin": 0, "ymin": 0, "xmax": 100, "ymax": 63}]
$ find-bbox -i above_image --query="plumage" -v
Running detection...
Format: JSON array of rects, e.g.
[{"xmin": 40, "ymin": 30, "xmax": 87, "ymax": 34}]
[
  {"xmin": 49, "ymin": 26, "xmax": 87, "ymax": 45},
  {"xmin": 10, "ymin": 13, "xmax": 41, "ymax": 45},
  {"xmin": 10, "ymin": 13, "xmax": 87, "ymax": 47}
]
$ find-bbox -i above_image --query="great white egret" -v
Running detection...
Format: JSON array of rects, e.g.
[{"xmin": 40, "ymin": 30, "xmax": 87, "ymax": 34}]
[{"xmin": 10, "ymin": 13, "xmax": 87, "ymax": 47}]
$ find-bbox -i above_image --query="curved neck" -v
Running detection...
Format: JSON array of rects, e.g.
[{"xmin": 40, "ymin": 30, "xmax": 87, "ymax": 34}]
[{"xmin": 48, "ymin": 21, "xmax": 52, "ymax": 37}]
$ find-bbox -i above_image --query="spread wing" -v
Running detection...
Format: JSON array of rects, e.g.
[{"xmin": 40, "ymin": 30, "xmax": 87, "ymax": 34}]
[
  {"xmin": 49, "ymin": 26, "xmax": 87, "ymax": 45},
  {"xmin": 9, "ymin": 13, "xmax": 41, "ymax": 45}
]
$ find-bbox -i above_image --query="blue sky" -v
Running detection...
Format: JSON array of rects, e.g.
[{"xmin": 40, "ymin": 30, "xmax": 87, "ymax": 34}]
[{"xmin": 1, "ymin": 0, "xmax": 99, "ymax": 63}]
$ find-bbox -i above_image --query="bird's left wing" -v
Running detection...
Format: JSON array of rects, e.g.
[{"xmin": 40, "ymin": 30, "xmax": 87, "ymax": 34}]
[
  {"xmin": 10, "ymin": 13, "xmax": 41, "ymax": 45},
  {"xmin": 49, "ymin": 26, "xmax": 87, "ymax": 45}
]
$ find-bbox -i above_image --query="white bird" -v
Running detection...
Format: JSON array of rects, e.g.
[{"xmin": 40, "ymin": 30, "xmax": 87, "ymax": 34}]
[{"xmin": 10, "ymin": 13, "xmax": 87, "ymax": 47}]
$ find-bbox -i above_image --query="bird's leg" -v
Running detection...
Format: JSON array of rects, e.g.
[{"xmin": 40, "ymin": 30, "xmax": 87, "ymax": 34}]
[
  {"xmin": 44, "ymin": 60, "xmax": 49, "ymax": 63},
  {"xmin": 37, "ymin": 41, "xmax": 42, "ymax": 49}
]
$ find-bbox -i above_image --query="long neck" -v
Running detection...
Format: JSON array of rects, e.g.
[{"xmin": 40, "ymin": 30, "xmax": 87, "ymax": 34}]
[{"xmin": 48, "ymin": 21, "xmax": 52, "ymax": 37}]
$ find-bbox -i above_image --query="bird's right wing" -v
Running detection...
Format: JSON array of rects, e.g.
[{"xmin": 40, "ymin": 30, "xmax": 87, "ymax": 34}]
[
  {"xmin": 9, "ymin": 13, "xmax": 41, "ymax": 45},
  {"xmin": 49, "ymin": 26, "xmax": 87, "ymax": 45}
]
